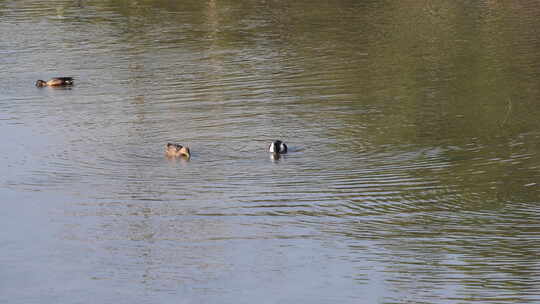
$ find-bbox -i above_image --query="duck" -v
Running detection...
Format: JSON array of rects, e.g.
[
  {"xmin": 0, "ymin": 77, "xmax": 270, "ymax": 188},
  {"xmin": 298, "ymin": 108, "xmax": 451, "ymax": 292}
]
[
  {"xmin": 165, "ymin": 143, "xmax": 191, "ymax": 158},
  {"xmin": 35, "ymin": 77, "xmax": 74, "ymax": 87},
  {"xmin": 268, "ymin": 140, "xmax": 287, "ymax": 154}
]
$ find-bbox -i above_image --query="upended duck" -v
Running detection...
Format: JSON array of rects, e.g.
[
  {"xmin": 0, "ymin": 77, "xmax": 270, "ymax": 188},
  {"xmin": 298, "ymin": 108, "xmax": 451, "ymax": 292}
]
[
  {"xmin": 165, "ymin": 143, "xmax": 191, "ymax": 158},
  {"xmin": 268, "ymin": 140, "xmax": 287, "ymax": 154},
  {"xmin": 35, "ymin": 77, "xmax": 74, "ymax": 87}
]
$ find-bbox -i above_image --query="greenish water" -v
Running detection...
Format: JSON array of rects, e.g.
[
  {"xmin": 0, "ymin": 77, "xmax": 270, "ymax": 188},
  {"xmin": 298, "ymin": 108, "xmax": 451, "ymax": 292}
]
[{"xmin": 1, "ymin": 1, "xmax": 540, "ymax": 303}]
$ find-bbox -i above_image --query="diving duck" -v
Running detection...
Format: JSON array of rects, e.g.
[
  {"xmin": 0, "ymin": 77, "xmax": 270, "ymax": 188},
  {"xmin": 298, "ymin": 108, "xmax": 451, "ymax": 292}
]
[
  {"xmin": 35, "ymin": 77, "xmax": 74, "ymax": 87},
  {"xmin": 268, "ymin": 140, "xmax": 287, "ymax": 154},
  {"xmin": 165, "ymin": 143, "xmax": 191, "ymax": 158}
]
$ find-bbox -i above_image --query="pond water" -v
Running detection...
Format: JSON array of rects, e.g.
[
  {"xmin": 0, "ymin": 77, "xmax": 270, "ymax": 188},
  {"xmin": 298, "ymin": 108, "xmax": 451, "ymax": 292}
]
[{"xmin": 1, "ymin": 0, "xmax": 540, "ymax": 303}]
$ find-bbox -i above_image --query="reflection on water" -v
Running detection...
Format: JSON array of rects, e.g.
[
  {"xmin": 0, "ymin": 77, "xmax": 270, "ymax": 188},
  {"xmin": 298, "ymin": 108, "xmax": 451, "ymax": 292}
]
[{"xmin": 1, "ymin": 0, "xmax": 540, "ymax": 303}]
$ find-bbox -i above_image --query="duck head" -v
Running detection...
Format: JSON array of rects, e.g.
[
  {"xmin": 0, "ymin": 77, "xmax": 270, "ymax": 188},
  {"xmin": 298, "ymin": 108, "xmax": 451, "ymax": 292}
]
[{"xmin": 35, "ymin": 80, "xmax": 47, "ymax": 87}]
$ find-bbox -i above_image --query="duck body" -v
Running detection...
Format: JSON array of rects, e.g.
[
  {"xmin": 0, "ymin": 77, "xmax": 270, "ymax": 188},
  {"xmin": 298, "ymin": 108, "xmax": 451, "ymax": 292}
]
[
  {"xmin": 268, "ymin": 140, "xmax": 287, "ymax": 154},
  {"xmin": 165, "ymin": 143, "xmax": 191, "ymax": 158},
  {"xmin": 36, "ymin": 77, "xmax": 74, "ymax": 87}
]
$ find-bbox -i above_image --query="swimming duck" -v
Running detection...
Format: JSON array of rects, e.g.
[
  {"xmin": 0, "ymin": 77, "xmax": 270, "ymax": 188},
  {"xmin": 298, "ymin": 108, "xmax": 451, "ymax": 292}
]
[
  {"xmin": 268, "ymin": 140, "xmax": 287, "ymax": 154},
  {"xmin": 35, "ymin": 77, "xmax": 74, "ymax": 87},
  {"xmin": 165, "ymin": 143, "xmax": 191, "ymax": 158}
]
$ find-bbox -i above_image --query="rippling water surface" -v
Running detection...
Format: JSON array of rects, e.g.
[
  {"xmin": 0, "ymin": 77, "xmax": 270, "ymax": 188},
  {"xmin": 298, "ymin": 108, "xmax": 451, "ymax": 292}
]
[{"xmin": 2, "ymin": 1, "xmax": 540, "ymax": 303}]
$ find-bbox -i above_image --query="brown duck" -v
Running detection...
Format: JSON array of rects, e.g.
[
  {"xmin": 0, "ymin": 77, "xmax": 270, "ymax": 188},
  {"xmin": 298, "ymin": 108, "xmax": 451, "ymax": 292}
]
[
  {"xmin": 35, "ymin": 77, "xmax": 74, "ymax": 87},
  {"xmin": 165, "ymin": 143, "xmax": 191, "ymax": 158}
]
